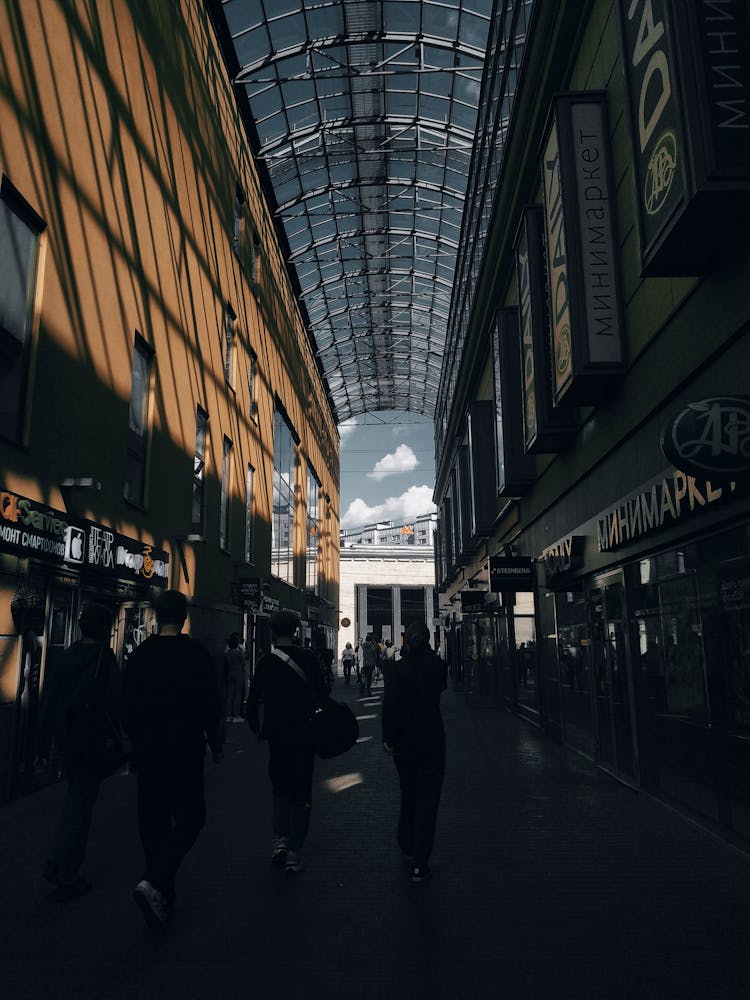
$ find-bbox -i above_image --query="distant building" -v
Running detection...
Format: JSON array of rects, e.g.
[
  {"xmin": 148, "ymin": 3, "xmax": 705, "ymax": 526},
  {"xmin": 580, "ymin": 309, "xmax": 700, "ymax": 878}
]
[{"xmin": 338, "ymin": 514, "xmax": 438, "ymax": 655}]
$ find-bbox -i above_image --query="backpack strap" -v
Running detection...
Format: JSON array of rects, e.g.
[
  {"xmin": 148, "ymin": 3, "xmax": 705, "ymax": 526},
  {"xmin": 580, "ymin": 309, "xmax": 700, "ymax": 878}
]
[{"xmin": 273, "ymin": 647, "xmax": 312, "ymax": 692}]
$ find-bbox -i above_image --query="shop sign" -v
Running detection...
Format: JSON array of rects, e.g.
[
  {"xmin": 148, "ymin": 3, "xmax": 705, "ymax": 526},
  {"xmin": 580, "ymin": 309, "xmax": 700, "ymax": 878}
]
[
  {"xmin": 1, "ymin": 489, "xmax": 70, "ymax": 562},
  {"xmin": 261, "ymin": 595, "xmax": 280, "ymax": 613},
  {"xmin": 541, "ymin": 92, "xmax": 626, "ymax": 405},
  {"xmin": 489, "ymin": 556, "xmax": 535, "ymax": 591},
  {"xmin": 492, "ymin": 309, "xmax": 536, "ymax": 497},
  {"xmin": 661, "ymin": 396, "xmax": 750, "ymax": 481},
  {"xmin": 514, "ymin": 206, "xmax": 577, "ymax": 452},
  {"xmin": 461, "ymin": 590, "xmax": 487, "ymax": 614},
  {"xmin": 542, "ymin": 535, "xmax": 586, "ymax": 579},
  {"xmin": 597, "ymin": 469, "xmax": 738, "ymax": 553},
  {"xmin": 466, "ymin": 401, "xmax": 498, "ymax": 534},
  {"xmin": 234, "ymin": 577, "xmax": 262, "ymax": 607},
  {"xmin": 0, "ymin": 487, "xmax": 169, "ymax": 585},
  {"xmin": 618, "ymin": 0, "xmax": 750, "ymax": 275}
]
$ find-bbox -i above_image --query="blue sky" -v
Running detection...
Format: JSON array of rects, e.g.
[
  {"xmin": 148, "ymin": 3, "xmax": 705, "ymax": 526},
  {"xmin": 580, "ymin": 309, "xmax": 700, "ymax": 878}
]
[{"xmin": 338, "ymin": 411, "xmax": 436, "ymax": 529}]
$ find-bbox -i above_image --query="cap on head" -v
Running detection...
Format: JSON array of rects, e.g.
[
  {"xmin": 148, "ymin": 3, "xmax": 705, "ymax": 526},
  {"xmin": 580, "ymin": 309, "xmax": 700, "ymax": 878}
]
[
  {"xmin": 405, "ymin": 620, "xmax": 430, "ymax": 648},
  {"xmin": 78, "ymin": 603, "xmax": 113, "ymax": 641},
  {"xmin": 270, "ymin": 609, "xmax": 300, "ymax": 640},
  {"xmin": 153, "ymin": 589, "xmax": 188, "ymax": 626}
]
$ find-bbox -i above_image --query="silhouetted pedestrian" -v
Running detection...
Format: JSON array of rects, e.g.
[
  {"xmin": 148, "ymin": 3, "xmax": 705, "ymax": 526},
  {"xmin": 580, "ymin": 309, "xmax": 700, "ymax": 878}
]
[
  {"xmin": 123, "ymin": 590, "xmax": 223, "ymax": 931},
  {"xmin": 382, "ymin": 620, "xmax": 447, "ymax": 883},
  {"xmin": 37, "ymin": 603, "xmax": 121, "ymax": 901},
  {"xmin": 245, "ymin": 610, "xmax": 325, "ymax": 873},
  {"xmin": 362, "ymin": 634, "xmax": 379, "ymax": 694},
  {"xmin": 224, "ymin": 632, "xmax": 246, "ymax": 721},
  {"xmin": 341, "ymin": 642, "xmax": 355, "ymax": 685}
]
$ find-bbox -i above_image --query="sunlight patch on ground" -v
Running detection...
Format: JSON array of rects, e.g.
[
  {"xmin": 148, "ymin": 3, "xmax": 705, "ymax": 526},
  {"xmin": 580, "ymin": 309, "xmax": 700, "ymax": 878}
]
[
  {"xmin": 356, "ymin": 713, "xmax": 377, "ymax": 721},
  {"xmin": 322, "ymin": 773, "xmax": 364, "ymax": 793},
  {"xmin": 356, "ymin": 736, "xmax": 373, "ymax": 743}
]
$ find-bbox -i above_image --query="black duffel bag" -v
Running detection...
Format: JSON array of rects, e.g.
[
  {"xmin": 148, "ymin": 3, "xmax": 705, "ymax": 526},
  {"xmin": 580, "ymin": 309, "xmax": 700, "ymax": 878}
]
[{"xmin": 310, "ymin": 696, "xmax": 359, "ymax": 759}]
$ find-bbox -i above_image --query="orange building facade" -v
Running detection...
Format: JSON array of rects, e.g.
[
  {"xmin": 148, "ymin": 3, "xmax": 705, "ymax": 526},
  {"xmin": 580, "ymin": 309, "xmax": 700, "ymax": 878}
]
[{"xmin": 0, "ymin": 0, "xmax": 340, "ymax": 797}]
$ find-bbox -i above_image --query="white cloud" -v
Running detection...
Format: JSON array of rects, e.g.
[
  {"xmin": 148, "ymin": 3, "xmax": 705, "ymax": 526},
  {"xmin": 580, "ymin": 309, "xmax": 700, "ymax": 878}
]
[
  {"xmin": 341, "ymin": 485, "xmax": 436, "ymax": 529},
  {"xmin": 338, "ymin": 418, "xmax": 358, "ymax": 447},
  {"xmin": 367, "ymin": 443, "xmax": 418, "ymax": 480}
]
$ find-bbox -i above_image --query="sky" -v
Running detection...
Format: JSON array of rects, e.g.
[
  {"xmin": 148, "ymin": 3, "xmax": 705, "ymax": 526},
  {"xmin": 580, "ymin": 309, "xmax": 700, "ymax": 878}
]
[{"xmin": 338, "ymin": 411, "xmax": 437, "ymax": 530}]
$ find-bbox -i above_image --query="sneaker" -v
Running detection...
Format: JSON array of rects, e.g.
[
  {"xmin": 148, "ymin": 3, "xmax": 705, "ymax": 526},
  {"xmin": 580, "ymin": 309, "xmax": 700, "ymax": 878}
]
[
  {"xmin": 55, "ymin": 875, "xmax": 92, "ymax": 901},
  {"xmin": 133, "ymin": 879, "xmax": 168, "ymax": 931},
  {"xmin": 410, "ymin": 865, "xmax": 431, "ymax": 884},
  {"xmin": 285, "ymin": 849, "xmax": 306, "ymax": 873},
  {"xmin": 271, "ymin": 836, "xmax": 289, "ymax": 867}
]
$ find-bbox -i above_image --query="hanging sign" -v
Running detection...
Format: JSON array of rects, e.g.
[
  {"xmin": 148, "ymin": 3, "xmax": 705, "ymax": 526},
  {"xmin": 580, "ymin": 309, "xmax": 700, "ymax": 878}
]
[
  {"xmin": 461, "ymin": 590, "xmax": 488, "ymax": 614},
  {"xmin": 514, "ymin": 206, "xmax": 577, "ymax": 453},
  {"xmin": 489, "ymin": 556, "xmax": 535, "ymax": 591},
  {"xmin": 617, "ymin": 0, "xmax": 750, "ymax": 275},
  {"xmin": 541, "ymin": 92, "xmax": 626, "ymax": 406},
  {"xmin": 492, "ymin": 309, "xmax": 536, "ymax": 497}
]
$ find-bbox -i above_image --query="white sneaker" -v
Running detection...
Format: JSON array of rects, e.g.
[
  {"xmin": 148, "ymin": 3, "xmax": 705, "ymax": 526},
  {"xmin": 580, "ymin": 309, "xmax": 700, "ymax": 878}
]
[
  {"xmin": 271, "ymin": 836, "xmax": 288, "ymax": 867},
  {"xmin": 285, "ymin": 849, "xmax": 306, "ymax": 873},
  {"xmin": 133, "ymin": 879, "xmax": 168, "ymax": 931}
]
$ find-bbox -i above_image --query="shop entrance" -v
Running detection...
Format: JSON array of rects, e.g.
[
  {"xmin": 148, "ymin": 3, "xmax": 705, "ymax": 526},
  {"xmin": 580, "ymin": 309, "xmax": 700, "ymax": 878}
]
[{"xmin": 589, "ymin": 571, "xmax": 638, "ymax": 785}]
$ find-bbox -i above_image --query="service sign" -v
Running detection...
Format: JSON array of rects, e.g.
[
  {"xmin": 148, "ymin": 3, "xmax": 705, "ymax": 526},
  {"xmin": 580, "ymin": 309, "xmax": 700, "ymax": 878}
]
[
  {"xmin": 661, "ymin": 396, "xmax": 750, "ymax": 481},
  {"xmin": 460, "ymin": 590, "xmax": 487, "ymax": 614},
  {"xmin": 0, "ymin": 489, "xmax": 71, "ymax": 563},
  {"xmin": 492, "ymin": 309, "xmax": 536, "ymax": 497},
  {"xmin": 514, "ymin": 206, "xmax": 577, "ymax": 452},
  {"xmin": 541, "ymin": 93, "xmax": 626, "ymax": 405}
]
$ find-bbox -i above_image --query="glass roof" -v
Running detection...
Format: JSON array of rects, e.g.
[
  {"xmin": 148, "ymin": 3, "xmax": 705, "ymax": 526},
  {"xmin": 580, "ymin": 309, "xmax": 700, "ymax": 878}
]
[{"xmin": 217, "ymin": 0, "xmax": 492, "ymax": 421}]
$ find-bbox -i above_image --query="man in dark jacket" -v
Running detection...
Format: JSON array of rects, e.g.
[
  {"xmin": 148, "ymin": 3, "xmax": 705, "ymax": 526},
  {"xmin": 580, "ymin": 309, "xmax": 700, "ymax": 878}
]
[
  {"xmin": 382, "ymin": 620, "xmax": 447, "ymax": 883},
  {"xmin": 123, "ymin": 590, "xmax": 222, "ymax": 931},
  {"xmin": 37, "ymin": 603, "xmax": 120, "ymax": 901},
  {"xmin": 245, "ymin": 610, "xmax": 325, "ymax": 873}
]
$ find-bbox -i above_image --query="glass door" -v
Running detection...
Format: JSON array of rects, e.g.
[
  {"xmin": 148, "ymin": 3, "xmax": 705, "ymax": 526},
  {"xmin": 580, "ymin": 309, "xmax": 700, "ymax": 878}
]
[{"xmin": 589, "ymin": 572, "xmax": 638, "ymax": 784}]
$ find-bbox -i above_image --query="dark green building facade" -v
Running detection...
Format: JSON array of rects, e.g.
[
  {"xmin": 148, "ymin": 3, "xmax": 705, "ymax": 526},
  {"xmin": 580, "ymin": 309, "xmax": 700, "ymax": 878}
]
[{"xmin": 434, "ymin": 0, "xmax": 750, "ymax": 843}]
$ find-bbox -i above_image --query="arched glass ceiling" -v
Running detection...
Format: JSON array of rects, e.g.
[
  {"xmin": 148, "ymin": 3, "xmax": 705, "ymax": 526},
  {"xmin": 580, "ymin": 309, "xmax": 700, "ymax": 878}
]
[{"xmin": 216, "ymin": 0, "xmax": 492, "ymax": 421}]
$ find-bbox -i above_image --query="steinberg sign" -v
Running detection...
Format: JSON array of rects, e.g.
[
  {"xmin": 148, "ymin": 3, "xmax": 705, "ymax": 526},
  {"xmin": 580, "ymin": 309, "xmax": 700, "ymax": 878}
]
[{"xmin": 541, "ymin": 93, "xmax": 626, "ymax": 405}]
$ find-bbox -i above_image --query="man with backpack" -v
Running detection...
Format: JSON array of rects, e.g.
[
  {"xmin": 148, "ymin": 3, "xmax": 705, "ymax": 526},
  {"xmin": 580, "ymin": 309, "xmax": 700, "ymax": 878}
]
[
  {"xmin": 245, "ymin": 610, "xmax": 325, "ymax": 873},
  {"xmin": 361, "ymin": 634, "xmax": 380, "ymax": 695}
]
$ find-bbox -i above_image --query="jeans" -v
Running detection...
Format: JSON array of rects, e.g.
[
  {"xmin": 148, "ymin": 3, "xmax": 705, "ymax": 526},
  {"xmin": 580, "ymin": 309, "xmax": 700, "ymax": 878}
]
[
  {"xmin": 137, "ymin": 764, "xmax": 206, "ymax": 905},
  {"xmin": 48, "ymin": 762, "xmax": 101, "ymax": 883},
  {"xmin": 268, "ymin": 739, "xmax": 314, "ymax": 850},
  {"xmin": 394, "ymin": 751, "xmax": 445, "ymax": 867}
]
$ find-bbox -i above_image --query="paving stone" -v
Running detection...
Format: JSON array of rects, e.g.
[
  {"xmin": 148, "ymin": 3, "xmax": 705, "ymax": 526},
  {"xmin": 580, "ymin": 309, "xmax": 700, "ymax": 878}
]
[{"xmin": 1, "ymin": 678, "xmax": 749, "ymax": 999}]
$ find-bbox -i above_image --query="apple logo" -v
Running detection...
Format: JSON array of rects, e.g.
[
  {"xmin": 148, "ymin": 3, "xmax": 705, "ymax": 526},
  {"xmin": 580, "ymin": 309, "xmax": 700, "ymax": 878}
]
[{"xmin": 70, "ymin": 533, "xmax": 83, "ymax": 560}]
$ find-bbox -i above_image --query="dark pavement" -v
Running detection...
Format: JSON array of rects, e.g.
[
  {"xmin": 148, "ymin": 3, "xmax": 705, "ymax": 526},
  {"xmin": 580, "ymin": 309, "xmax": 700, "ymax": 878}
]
[{"xmin": 2, "ymin": 674, "xmax": 749, "ymax": 1000}]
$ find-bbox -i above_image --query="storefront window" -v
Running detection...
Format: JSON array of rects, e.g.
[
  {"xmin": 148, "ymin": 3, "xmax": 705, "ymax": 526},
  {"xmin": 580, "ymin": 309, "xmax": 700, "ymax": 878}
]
[
  {"xmin": 555, "ymin": 587, "xmax": 594, "ymax": 756},
  {"xmin": 513, "ymin": 591, "xmax": 538, "ymax": 717}
]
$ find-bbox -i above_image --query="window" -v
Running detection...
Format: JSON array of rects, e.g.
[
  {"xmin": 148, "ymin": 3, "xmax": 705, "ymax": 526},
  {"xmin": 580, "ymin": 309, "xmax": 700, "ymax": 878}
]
[
  {"xmin": 224, "ymin": 302, "xmax": 236, "ymax": 385},
  {"xmin": 248, "ymin": 349, "xmax": 258, "ymax": 418},
  {"xmin": 124, "ymin": 333, "xmax": 153, "ymax": 506},
  {"xmin": 191, "ymin": 407, "xmax": 208, "ymax": 536},
  {"xmin": 233, "ymin": 182, "xmax": 246, "ymax": 257},
  {"xmin": 220, "ymin": 436, "xmax": 233, "ymax": 552},
  {"xmin": 251, "ymin": 229, "xmax": 261, "ymax": 285},
  {"xmin": 0, "ymin": 177, "xmax": 44, "ymax": 442},
  {"xmin": 272, "ymin": 408, "xmax": 296, "ymax": 584},
  {"xmin": 306, "ymin": 466, "xmax": 320, "ymax": 594},
  {"xmin": 245, "ymin": 463, "xmax": 255, "ymax": 564}
]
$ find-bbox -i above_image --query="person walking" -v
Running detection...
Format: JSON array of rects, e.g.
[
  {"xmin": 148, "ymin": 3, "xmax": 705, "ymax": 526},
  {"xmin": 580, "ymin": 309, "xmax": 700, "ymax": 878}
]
[
  {"xmin": 37, "ymin": 603, "xmax": 121, "ymax": 901},
  {"xmin": 381, "ymin": 620, "xmax": 447, "ymax": 884},
  {"xmin": 123, "ymin": 590, "xmax": 223, "ymax": 931},
  {"xmin": 245, "ymin": 610, "xmax": 325, "ymax": 874},
  {"xmin": 361, "ymin": 634, "xmax": 379, "ymax": 695},
  {"xmin": 224, "ymin": 632, "xmax": 246, "ymax": 721},
  {"xmin": 341, "ymin": 642, "xmax": 355, "ymax": 685}
]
